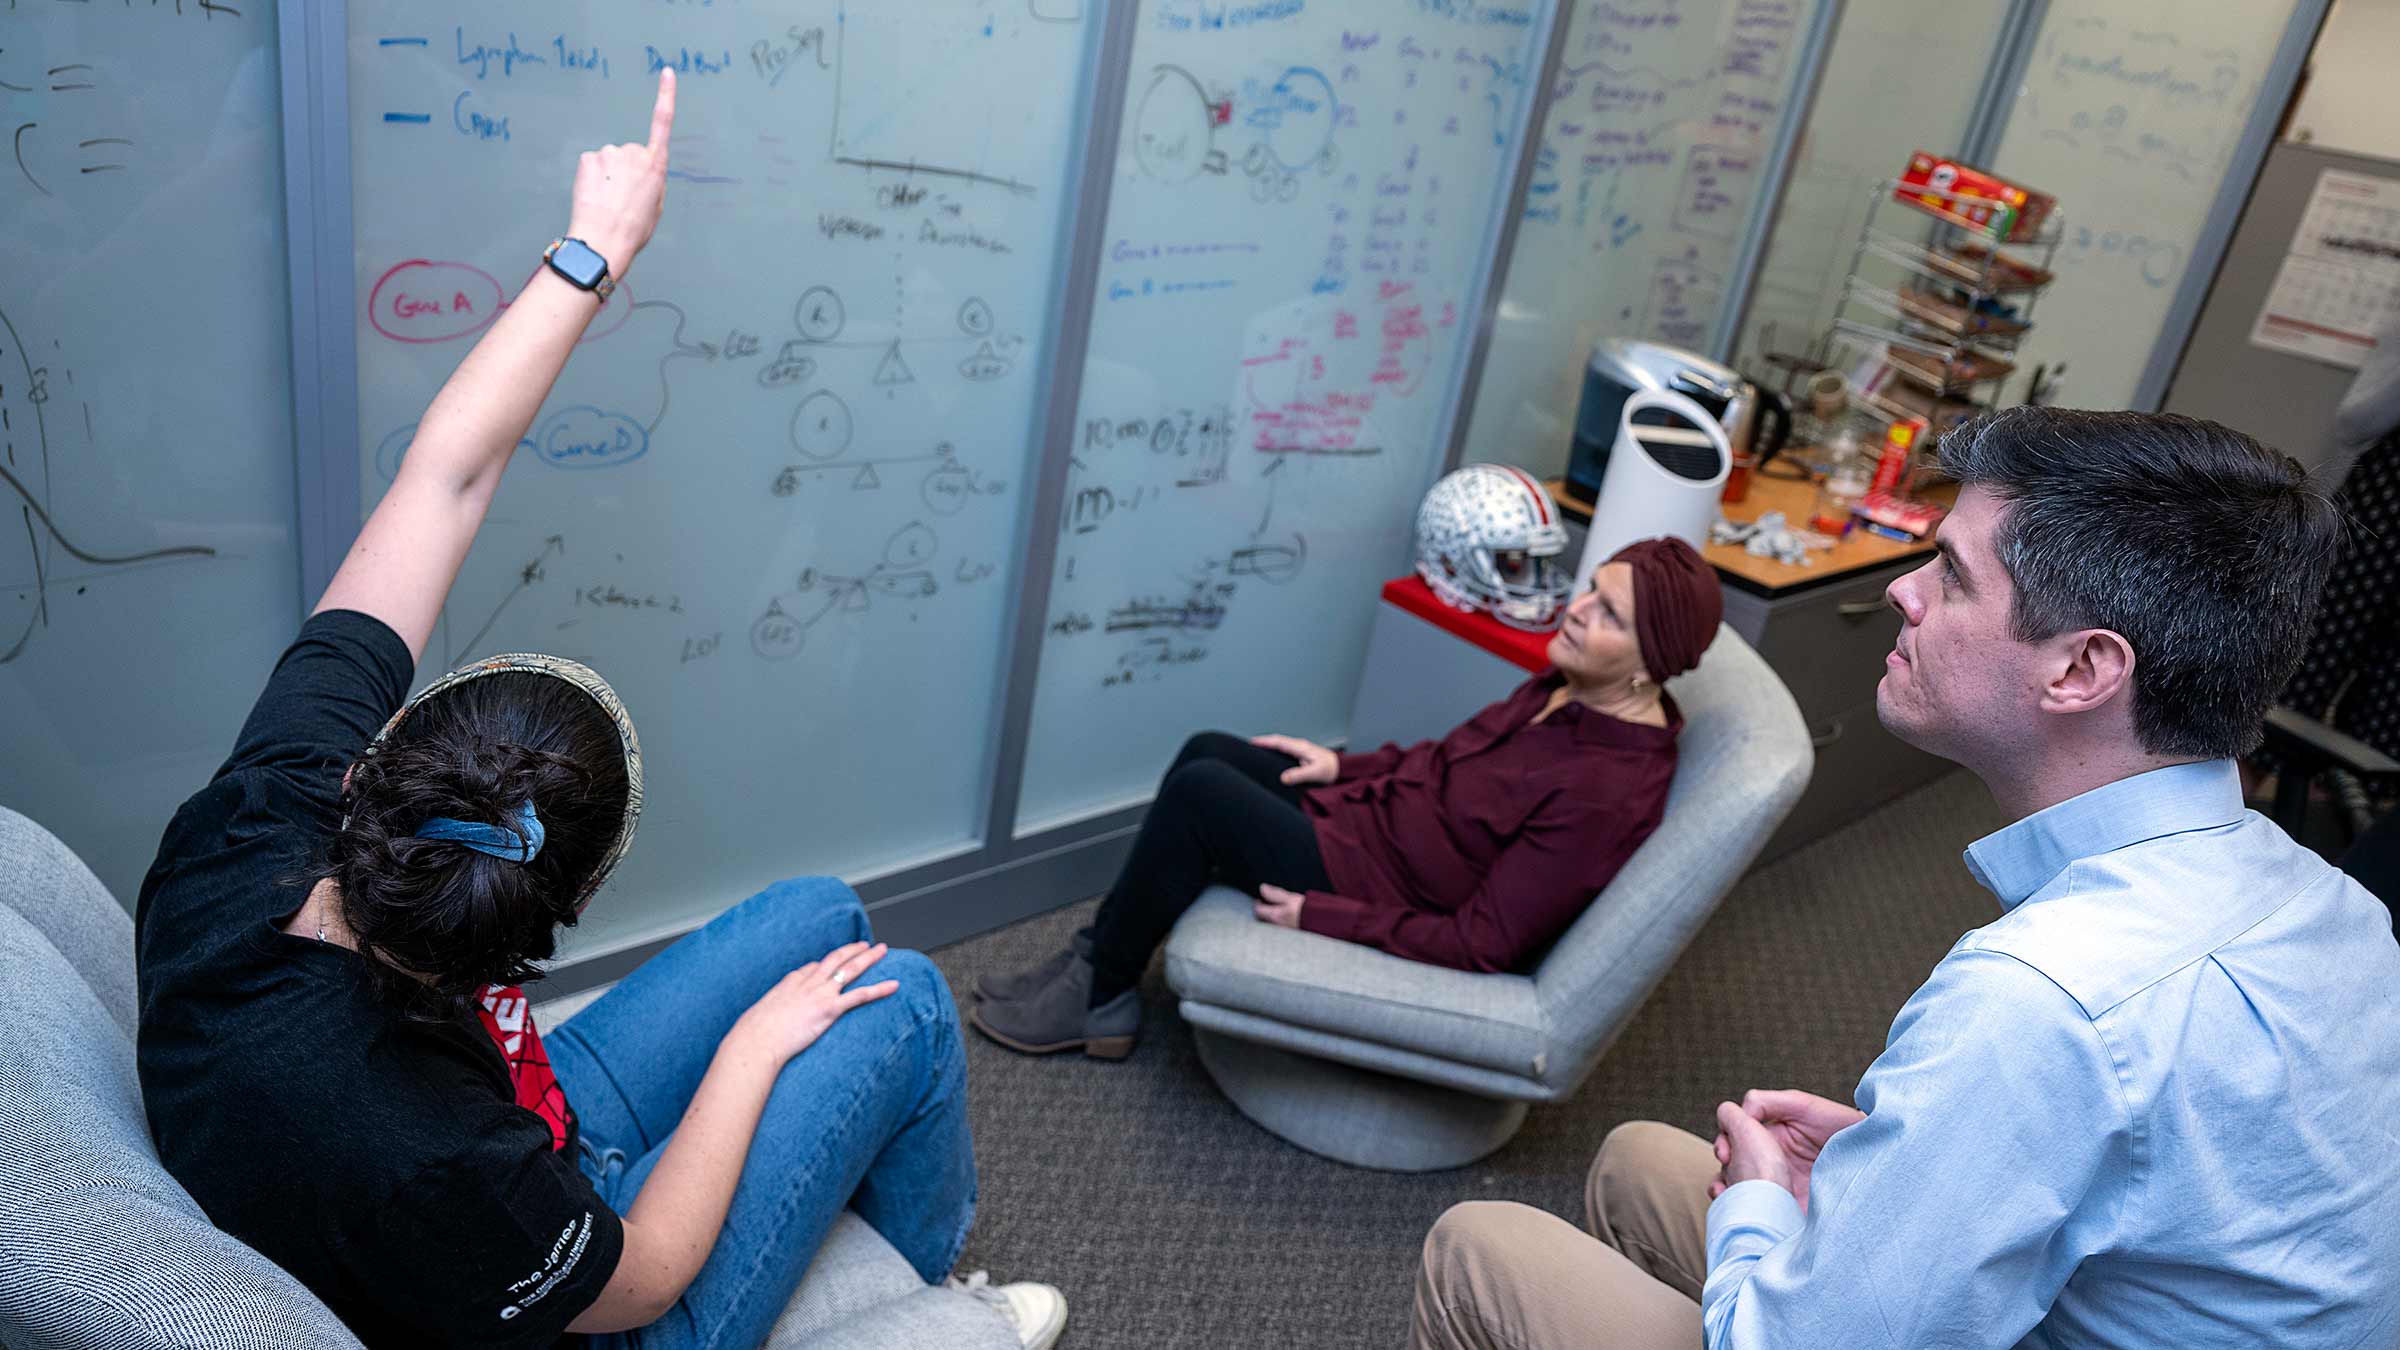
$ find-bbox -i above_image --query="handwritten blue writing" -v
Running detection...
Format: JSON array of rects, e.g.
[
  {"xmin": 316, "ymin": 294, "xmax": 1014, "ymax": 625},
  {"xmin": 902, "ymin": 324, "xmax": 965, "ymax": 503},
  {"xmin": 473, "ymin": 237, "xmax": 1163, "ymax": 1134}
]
[
  {"xmin": 456, "ymin": 28, "xmax": 547, "ymax": 80},
  {"xmin": 552, "ymin": 36, "xmax": 611, "ymax": 77},
  {"xmin": 1110, "ymin": 240, "xmax": 1264, "ymax": 263},
  {"xmin": 535, "ymin": 407, "xmax": 649, "ymax": 470},
  {"xmin": 1155, "ymin": 0, "xmax": 1306, "ymax": 32},
  {"xmin": 1410, "ymin": 0, "xmax": 1534, "ymax": 25},
  {"xmin": 2049, "ymin": 50, "xmax": 2237, "ymax": 103},
  {"xmin": 454, "ymin": 90, "xmax": 511, "ymax": 142},
  {"xmin": 1108, "ymin": 277, "xmax": 1240, "ymax": 300},
  {"xmin": 647, "ymin": 45, "xmax": 735, "ymax": 76}
]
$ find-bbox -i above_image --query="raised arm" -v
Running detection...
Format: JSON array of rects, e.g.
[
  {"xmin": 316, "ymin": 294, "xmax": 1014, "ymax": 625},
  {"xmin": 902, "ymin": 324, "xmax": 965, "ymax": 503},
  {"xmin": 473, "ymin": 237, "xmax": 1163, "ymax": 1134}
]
[{"xmin": 313, "ymin": 71, "xmax": 677, "ymax": 661}]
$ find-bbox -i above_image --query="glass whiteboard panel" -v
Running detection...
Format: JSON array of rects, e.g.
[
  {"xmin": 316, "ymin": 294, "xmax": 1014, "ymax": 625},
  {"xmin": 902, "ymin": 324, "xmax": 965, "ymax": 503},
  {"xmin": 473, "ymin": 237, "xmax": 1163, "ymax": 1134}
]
[
  {"xmin": 1012, "ymin": 1, "xmax": 1548, "ymax": 834},
  {"xmin": 0, "ymin": 3, "xmax": 301, "ymax": 905},
  {"xmin": 1459, "ymin": 0, "xmax": 1825, "ymax": 477},
  {"xmin": 1987, "ymin": 0, "xmax": 2302, "ymax": 410},
  {"xmin": 2286, "ymin": 0, "xmax": 2400, "ymax": 165},
  {"xmin": 1731, "ymin": 0, "xmax": 2015, "ymax": 377},
  {"xmin": 347, "ymin": 2, "xmax": 1093, "ymax": 957}
]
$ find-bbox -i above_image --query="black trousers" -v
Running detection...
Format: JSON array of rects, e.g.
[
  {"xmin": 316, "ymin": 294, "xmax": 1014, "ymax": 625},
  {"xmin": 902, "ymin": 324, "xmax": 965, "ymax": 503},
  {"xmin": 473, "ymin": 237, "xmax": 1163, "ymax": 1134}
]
[{"xmin": 1086, "ymin": 731, "xmax": 1335, "ymax": 1003}]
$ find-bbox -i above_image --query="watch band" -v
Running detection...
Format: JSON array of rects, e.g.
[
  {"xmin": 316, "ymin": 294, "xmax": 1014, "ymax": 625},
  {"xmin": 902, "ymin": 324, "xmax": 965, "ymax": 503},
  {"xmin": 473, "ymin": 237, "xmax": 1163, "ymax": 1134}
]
[{"xmin": 543, "ymin": 236, "xmax": 617, "ymax": 303}]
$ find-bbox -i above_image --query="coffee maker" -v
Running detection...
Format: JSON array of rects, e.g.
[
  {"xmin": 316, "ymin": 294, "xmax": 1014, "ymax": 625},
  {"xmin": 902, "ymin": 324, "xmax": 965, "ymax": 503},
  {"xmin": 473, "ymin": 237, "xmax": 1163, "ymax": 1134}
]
[{"xmin": 1560, "ymin": 339, "xmax": 1790, "ymax": 507}]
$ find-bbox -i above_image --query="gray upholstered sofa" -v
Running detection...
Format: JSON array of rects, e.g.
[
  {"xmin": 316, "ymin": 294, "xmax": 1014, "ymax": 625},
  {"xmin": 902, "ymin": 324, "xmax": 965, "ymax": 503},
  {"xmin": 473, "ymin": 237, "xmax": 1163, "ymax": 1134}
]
[
  {"xmin": 1164, "ymin": 624, "xmax": 1813, "ymax": 1171},
  {"xmin": 0, "ymin": 806, "xmax": 1011, "ymax": 1350}
]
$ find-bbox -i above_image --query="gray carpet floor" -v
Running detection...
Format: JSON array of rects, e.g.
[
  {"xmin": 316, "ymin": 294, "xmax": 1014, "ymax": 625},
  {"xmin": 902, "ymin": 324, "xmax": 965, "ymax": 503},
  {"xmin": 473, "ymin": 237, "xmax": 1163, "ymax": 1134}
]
[{"xmin": 931, "ymin": 769, "xmax": 2014, "ymax": 1349}]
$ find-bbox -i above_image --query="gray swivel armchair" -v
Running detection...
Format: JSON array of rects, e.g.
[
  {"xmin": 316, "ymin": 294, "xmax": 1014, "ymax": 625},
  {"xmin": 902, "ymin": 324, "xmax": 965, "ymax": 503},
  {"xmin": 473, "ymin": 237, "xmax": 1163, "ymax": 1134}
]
[{"xmin": 1162, "ymin": 625, "xmax": 1813, "ymax": 1171}]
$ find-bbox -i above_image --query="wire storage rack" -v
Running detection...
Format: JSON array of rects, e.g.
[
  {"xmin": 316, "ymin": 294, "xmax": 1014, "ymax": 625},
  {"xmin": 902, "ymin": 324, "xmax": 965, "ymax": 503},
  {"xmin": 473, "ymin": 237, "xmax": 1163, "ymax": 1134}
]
[{"xmin": 1814, "ymin": 177, "xmax": 2064, "ymax": 443}]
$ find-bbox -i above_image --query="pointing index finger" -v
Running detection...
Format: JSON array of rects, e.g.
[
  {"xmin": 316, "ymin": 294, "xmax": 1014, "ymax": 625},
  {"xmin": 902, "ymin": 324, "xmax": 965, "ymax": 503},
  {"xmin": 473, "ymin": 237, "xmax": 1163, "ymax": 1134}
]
[{"xmin": 648, "ymin": 68, "xmax": 677, "ymax": 157}]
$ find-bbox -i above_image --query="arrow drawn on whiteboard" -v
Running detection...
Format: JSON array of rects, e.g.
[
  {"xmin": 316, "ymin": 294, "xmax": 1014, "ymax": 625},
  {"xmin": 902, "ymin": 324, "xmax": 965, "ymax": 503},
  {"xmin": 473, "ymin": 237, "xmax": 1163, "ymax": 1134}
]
[
  {"xmin": 633, "ymin": 299, "xmax": 711, "ymax": 434},
  {"xmin": 451, "ymin": 535, "xmax": 564, "ymax": 666}
]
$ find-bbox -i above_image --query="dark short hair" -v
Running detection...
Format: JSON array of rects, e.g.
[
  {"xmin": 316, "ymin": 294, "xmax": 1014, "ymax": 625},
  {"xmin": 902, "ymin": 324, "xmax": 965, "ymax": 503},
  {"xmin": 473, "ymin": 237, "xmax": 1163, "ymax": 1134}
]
[
  {"xmin": 324, "ymin": 672, "xmax": 631, "ymax": 1010},
  {"xmin": 1937, "ymin": 407, "xmax": 2339, "ymax": 759}
]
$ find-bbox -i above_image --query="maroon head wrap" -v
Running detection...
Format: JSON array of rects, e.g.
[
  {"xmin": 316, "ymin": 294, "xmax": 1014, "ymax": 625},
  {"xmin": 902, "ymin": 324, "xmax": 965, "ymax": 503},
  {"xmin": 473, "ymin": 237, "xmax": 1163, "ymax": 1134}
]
[{"xmin": 1608, "ymin": 537, "xmax": 1722, "ymax": 680}]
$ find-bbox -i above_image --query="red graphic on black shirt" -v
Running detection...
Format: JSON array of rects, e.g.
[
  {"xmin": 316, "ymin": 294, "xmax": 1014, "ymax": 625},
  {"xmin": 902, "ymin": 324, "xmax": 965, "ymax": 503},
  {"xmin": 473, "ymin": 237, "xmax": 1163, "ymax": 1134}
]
[{"xmin": 476, "ymin": 985, "xmax": 574, "ymax": 1151}]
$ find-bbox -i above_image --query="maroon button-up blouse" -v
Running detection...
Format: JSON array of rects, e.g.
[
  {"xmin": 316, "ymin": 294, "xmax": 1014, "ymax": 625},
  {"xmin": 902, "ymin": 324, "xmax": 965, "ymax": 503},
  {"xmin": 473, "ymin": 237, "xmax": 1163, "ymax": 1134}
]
[{"xmin": 1297, "ymin": 670, "xmax": 1681, "ymax": 973}]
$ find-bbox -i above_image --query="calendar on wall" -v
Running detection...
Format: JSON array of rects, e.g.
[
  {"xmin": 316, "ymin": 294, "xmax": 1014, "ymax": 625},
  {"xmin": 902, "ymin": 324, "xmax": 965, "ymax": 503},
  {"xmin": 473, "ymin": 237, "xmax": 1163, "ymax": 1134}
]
[{"xmin": 2250, "ymin": 168, "xmax": 2400, "ymax": 370}]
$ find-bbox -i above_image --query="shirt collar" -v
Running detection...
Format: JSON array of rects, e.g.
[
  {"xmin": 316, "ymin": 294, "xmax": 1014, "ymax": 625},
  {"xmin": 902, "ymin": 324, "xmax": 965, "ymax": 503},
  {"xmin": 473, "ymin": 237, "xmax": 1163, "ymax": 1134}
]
[{"xmin": 1962, "ymin": 760, "xmax": 2247, "ymax": 910}]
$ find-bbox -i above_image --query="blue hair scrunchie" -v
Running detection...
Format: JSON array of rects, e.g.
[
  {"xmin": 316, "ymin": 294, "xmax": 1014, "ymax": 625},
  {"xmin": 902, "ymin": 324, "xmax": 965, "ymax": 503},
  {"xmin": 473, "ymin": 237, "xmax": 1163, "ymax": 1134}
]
[{"xmin": 415, "ymin": 801, "xmax": 545, "ymax": 864}]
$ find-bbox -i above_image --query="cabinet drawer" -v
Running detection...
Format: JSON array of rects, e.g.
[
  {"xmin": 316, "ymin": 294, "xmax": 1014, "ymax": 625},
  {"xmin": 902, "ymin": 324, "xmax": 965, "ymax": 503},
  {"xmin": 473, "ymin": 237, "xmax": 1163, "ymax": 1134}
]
[
  {"xmin": 1752, "ymin": 563, "xmax": 1917, "ymax": 725},
  {"xmin": 1760, "ymin": 696, "xmax": 1956, "ymax": 864}
]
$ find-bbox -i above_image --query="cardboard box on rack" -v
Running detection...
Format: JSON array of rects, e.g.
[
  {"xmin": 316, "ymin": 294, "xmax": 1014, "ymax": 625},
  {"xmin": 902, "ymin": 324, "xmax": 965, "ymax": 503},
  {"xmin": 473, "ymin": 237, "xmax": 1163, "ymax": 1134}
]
[
  {"xmin": 1896, "ymin": 152, "xmax": 2056, "ymax": 243},
  {"xmin": 1854, "ymin": 487, "xmax": 1948, "ymax": 540}
]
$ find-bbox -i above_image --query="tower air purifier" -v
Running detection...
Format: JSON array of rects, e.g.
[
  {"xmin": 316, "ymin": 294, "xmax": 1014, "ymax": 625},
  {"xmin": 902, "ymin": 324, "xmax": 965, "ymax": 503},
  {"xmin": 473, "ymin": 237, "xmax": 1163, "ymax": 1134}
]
[{"xmin": 1573, "ymin": 387, "xmax": 1731, "ymax": 591}]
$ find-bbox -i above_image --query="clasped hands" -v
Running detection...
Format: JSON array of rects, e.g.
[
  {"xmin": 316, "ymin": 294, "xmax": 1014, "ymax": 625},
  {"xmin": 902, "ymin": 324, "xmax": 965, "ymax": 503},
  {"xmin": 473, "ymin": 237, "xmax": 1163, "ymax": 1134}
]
[{"xmin": 1709, "ymin": 1088, "xmax": 1865, "ymax": 1214}]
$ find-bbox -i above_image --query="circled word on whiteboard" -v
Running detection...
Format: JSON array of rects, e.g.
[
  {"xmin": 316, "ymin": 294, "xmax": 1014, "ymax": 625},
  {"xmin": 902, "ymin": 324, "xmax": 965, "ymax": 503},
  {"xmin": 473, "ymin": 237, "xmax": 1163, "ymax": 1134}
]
[
  {"xmin": 376, "ymin": 409, "xmax": 649, "ymax": 479},
  {"xmin": 369, "ymin": 259, "xmax": 634, "ymax": 345}
]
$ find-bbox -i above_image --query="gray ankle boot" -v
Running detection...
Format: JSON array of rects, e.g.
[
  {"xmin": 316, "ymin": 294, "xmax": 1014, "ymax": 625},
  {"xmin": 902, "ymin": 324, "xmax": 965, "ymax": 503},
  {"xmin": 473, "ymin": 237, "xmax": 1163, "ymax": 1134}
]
[
  {"xmin": 970, "ymin": 928, "xmax": 1093, "ymax": 1004},
  {"xmin": 968, "ymin": 951, "xmax": 1139, "ymax": 1060}
]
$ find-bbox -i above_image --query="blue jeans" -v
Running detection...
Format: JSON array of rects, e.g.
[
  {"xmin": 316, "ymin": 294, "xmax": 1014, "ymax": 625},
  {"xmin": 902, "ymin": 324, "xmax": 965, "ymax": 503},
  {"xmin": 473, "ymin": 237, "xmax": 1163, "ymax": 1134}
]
[{"xmin": 546, "ymin": 877, "xmax": 977, "ymax": 1350}]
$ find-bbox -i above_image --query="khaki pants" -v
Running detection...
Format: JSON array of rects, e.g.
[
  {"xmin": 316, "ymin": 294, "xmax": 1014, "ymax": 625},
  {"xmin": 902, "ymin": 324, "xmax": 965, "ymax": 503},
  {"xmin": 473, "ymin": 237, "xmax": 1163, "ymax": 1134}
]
[{"xmin": 1410, "ymin": 1122, "xmax": 1716, "ymax": 1350}]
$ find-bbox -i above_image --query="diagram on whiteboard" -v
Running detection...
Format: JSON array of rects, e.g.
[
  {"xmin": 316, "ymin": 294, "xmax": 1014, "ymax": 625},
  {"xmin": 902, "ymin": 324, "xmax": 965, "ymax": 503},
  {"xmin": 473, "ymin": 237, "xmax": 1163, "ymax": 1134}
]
[
  {"xmin": 750, "ymin": 519, "xmax": 948, "ymax": 661},
  {"xmin": 1129, "ymin": 60, "xmax": 1345, "ymax": 203},
  {"xmin": 824, "ymin": 1, "xmax": 1063, "ymax": 196},
  {"xmin": 0, "ymin": 299, "xmax": 216, "ymax": 665},
  {"xmin": 1044, "ymin": 532, "xmax": 1309, "ymax": 688}
]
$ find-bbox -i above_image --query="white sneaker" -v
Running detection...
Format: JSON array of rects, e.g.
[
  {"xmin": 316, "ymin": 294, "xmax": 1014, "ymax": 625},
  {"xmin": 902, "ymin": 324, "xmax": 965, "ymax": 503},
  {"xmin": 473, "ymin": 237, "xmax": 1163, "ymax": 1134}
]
[{"xmin": 948, "ymin": 1270, "xmax": 1068, "ymax": 1349}]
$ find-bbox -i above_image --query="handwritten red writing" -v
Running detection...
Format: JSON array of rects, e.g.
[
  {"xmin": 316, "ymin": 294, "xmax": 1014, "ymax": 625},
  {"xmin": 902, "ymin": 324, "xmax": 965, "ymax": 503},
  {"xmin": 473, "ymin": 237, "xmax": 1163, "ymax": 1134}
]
[{"xmin": 369, "ymin": 260, "xmax": 503, "ymax": 344}]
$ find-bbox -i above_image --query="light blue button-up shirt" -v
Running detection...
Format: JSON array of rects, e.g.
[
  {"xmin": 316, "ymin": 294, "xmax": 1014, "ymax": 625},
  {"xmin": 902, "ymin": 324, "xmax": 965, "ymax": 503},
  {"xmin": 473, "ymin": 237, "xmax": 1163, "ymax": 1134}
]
[{"xmin": 1702, "ymin": 760, "xmax": 2400, "ymax": 1348}]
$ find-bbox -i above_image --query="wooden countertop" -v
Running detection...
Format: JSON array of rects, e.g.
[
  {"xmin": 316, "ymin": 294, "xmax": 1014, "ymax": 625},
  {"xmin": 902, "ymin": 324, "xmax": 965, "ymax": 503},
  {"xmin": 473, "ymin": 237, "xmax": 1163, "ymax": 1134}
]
[{"xmin": 1545, "ymin": 471, "xmax": 1956, "ymax": 599}]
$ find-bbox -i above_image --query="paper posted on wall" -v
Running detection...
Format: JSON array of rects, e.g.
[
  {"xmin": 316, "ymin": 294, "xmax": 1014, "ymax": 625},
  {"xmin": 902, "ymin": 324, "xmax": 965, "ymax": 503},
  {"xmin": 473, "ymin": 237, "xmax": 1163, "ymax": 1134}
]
[{"xmin": 2250, "ymin": 169, "xmax": 2400, "ymax": 370}]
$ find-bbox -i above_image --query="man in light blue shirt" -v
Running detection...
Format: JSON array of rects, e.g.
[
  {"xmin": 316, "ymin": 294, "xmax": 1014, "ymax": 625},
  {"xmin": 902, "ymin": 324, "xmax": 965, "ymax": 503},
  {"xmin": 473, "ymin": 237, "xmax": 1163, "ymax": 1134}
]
[{"xmin": 1411, "ymin": 407, "xmax": 2400, "ymax": 1349}]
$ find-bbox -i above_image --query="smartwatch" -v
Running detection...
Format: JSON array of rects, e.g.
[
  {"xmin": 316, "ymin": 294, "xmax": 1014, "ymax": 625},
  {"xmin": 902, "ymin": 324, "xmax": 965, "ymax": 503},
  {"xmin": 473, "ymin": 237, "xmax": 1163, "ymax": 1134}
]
[{"xmin": 542, "ymin": 237, "xmax": 616, "ymax": 302}]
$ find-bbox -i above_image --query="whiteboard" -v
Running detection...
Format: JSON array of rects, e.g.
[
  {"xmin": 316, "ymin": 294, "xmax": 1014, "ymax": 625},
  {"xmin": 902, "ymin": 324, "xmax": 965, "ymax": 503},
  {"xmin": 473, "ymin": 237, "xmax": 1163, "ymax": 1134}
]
[
  {"xmin": 347, "ymin": 2, "xmax": 1093, "ymax": 958},
  {"xmin": 2286, "ymin": 0, "xmax": 2400, "ymax": 167},
  {"xmin": 1731, "ymin": 0, "xmax": 2015, "ymax": 374},
  {"xmin": 1458, "ymin": 0, "xmax": 1826, "ymax": 478},
  {"xmin": 1012, "ymin": 0, "xmax": 1550, "ymax": 833},
  {"xmin": 1987, "ymin": 0, "xmax": 2303, "ymax": 410},
  {"xmin": 0, "ymin": 3, "xmax": 302, "ymax": 904}
]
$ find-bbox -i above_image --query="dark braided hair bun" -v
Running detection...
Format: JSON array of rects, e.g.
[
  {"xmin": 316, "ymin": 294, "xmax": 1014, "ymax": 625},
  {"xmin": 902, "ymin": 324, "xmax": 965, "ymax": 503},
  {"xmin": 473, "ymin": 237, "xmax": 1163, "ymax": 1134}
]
[{"xmin": 325, "ymin": 672, "xmax": 630, "ymax": 1007}]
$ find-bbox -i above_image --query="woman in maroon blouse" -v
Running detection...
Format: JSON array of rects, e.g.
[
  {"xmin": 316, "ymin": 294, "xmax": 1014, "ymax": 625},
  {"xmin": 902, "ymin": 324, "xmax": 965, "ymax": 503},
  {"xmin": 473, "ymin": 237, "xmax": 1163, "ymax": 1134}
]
[{"xmin": 969, "ymin": 538, "xmax": 1723, "ymax": 1059}]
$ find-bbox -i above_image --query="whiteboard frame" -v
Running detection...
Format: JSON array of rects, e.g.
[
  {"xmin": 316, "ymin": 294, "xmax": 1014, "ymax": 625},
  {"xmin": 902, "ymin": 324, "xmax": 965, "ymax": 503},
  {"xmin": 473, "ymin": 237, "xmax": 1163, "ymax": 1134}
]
[
  {"xmin": 280, "ymin": 0, "xmax": 363, "ymax": 613},
  {"xmin": 980, "ymin": 0, "xmax": 1147, "ymax": 874},
  {"xmin": 1412, "ymin": 0, "xmax": 1575, "ymax": 492},
  {"xmin": 1956, "ymin": 0, "xmax": 2046, "ymax": 168},
  {"xmin": 2131, "ymin": 0, "xmax": 2331, "ymax": 410},
  {"xmin": 1440, "ymin": 0, "xmax": 1578, "ymax": 475}
]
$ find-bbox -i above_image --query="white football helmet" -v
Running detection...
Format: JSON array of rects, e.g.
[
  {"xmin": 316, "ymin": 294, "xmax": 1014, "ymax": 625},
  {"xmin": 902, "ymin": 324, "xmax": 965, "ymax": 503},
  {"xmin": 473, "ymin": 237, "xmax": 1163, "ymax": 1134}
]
[{"xmin": 1415, "ymin": 463, "xmax": 1573, "ymax": 630}]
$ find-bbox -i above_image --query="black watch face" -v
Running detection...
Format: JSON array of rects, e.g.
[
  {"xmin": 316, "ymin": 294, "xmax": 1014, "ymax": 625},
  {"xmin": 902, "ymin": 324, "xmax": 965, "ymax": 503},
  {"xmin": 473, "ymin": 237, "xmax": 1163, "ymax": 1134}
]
[{"xmin": 551, "ymin": 239, "xmax": 608, "ymax": 289}]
